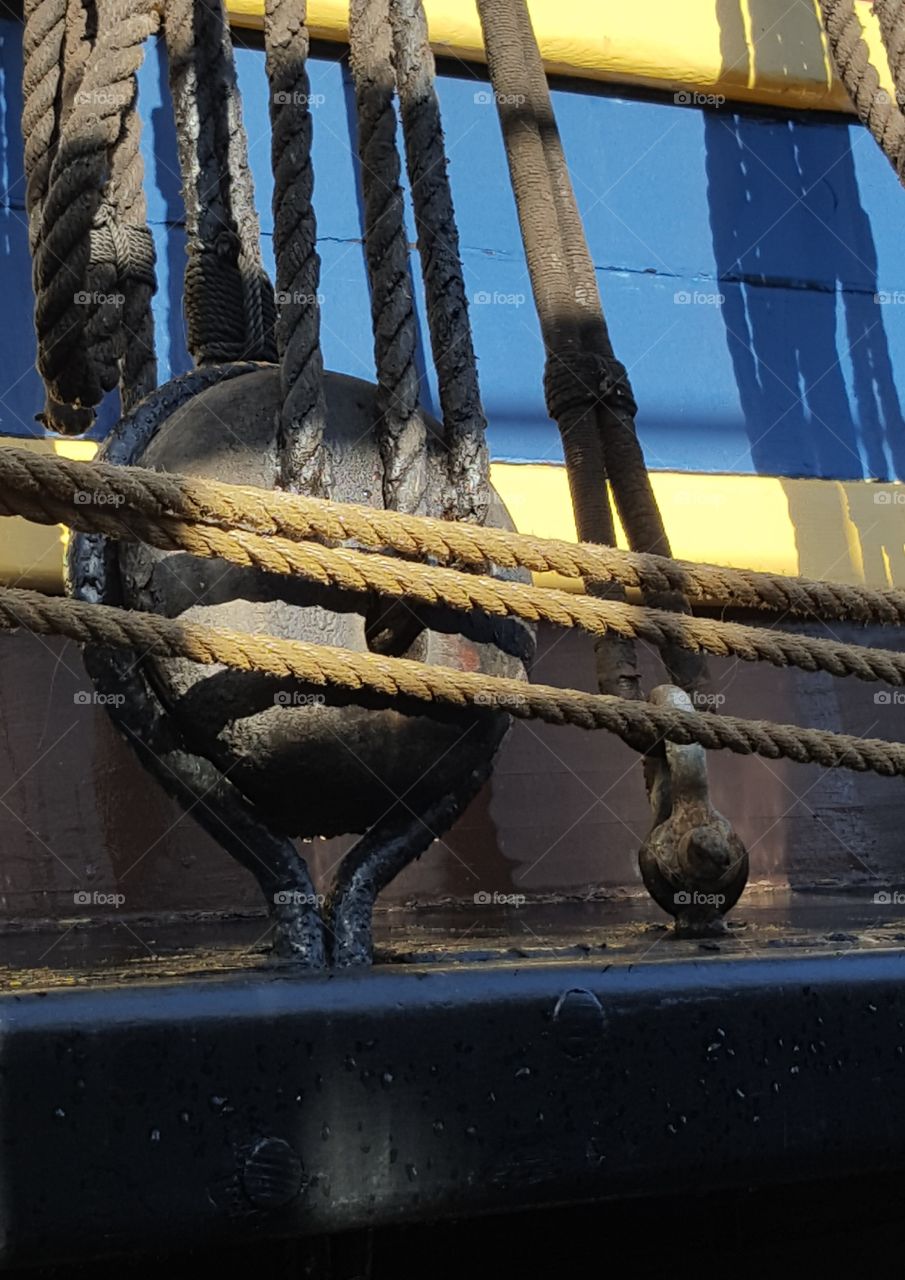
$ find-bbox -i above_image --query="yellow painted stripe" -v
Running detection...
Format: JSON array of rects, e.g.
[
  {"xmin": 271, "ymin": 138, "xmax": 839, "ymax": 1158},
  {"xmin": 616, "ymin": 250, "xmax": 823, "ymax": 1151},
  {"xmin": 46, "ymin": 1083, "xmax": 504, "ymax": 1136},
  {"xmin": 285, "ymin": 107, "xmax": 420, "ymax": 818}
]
[
  {"xmin": 1, "ymin": 438, "xmax": 97, "ymax": 596},
  {"xmin": 227, "ymin": 0, "xmax": 892, "ymax": 114},
  {"xmin": 3, "ymin": 442, "xmax": 903, "ymax": 598},
  {"xmin": 491, "ymin": 466, "xmax": 905, "ymax": 594}
]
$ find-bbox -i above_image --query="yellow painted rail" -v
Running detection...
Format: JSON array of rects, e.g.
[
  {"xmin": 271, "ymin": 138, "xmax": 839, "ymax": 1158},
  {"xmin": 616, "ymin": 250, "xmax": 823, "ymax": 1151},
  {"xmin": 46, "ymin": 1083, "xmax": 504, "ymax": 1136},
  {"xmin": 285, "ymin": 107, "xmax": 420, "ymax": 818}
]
[{"xmin": 227, "ymin": 0, "xmax": 893, "ymax": 114}]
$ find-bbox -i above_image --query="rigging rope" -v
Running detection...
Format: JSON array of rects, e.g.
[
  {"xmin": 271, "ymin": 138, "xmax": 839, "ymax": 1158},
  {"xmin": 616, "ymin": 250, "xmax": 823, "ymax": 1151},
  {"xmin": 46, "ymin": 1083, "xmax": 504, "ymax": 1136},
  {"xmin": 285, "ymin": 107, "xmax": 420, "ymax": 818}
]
[
  {"xmin": 389, "ymin": 0, "xmax": 490, "ymax": 524},
  {"xmin": 105, "ymin": 0, "xmax": 158, "ymax": 415},
  {"xmin": 506, "ymin": 0, "xmax": 671, "ymax": 567},
  {"xmin": 874, "ymin": 0, "xmax": 905, "ymax": 105},
  {"xmin": 4, "ymin": 443, "xmax": 905, "ymax": 627},
  {"xmin": 23, "ymin": 0, "xmax": 66, "ymax": 253},
  {"xmin": 12, "ymin": 0, "xmax": 905, "ymax": 823},
  {"xmin": 3, "ymin": 585, "xmax": 905, "ymax": 781},
  {"xmin": 23, "ymin": 0, "xmax": 277, "ymax": 435},
  {"xmin": 349, "ymin": 0, "xmax": 427, "ymax": 515},
  {"xmin": 164, "ymin": 0, "xmax": 276, "ymax": 366},
  {"xmin": 474, "ymin": 0, "xmax": 706, "ymax": 705},
  {"xmin": 264, "ymin": 0, "xmax": 331, "ymax": 495},
  {"xmin": 819, "ymin": 0, "xmax": 905, "ymax": 177},
  {"xmin": 10, "ymin": 472, "xmax": 905, "ymax": 689},
  {"xmin": 28, "ymin": 0, "xmax": 159, "ymax": 433}
]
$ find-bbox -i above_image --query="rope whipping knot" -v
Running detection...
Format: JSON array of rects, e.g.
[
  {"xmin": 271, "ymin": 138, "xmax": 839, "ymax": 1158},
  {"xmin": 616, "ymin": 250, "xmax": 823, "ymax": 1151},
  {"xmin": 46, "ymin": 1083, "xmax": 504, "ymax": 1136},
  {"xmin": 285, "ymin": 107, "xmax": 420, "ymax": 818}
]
[
  {"xmin": 544, "ymin": 349, "xmax": 638, "ymax": 424},
  {"xmin": 76, "ymin": 203, "xmax": 158, "ymax": 422},
  {"xmin": 184, "ymin": 227, "xmax": 254, "ymax": 363},
  {"xmin": 90, "ymin": 206, "xmax": 157, "ymax": 290}
]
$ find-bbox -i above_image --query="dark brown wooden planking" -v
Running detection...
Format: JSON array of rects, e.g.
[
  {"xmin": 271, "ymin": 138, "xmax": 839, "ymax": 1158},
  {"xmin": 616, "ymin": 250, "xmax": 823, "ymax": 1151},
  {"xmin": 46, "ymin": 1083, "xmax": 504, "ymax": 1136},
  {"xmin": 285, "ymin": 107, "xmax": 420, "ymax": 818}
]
[{"xmin": 0, "ymin": 619, "xmax": 903, "ymax": 926}]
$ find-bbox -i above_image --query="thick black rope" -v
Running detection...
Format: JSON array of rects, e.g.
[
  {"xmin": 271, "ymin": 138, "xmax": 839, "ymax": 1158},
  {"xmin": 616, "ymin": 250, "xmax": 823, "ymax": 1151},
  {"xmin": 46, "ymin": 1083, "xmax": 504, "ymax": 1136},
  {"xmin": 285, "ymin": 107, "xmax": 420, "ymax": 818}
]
[
  {"xmin": 23, "ymin": 0, "xmax": 66, "ymax": 253},
  {"xmin": 349, "ymin": 0, "xmax": 427, "ymax": 515},
  {"xmin": 165, "ymin": 0, "xmax": 276, "ymax": 367},
  {"xmin": 94, "ymin": 0, "xmax": 157, "ymax": 412},
  {"xmin": 389, "ymin": 0, "xmax": 490, "ymax": 524},
  {"xmin": 25, "ymin": 0, "xmax": 280, "ymax": 433},
  {"xmin": 475, "ymin": 0, "xmax": 711, "ymax": 707},
  {"xmin": 29, "ymin": 0, "xmax": 160, "ymax": 433},
  {"xmin": 263, "ymin": 0, "xmax": 331, "ymax": 495},
  {"xmin": 473, "ymin": 0, "xmax": 643, "ymax": 705}
]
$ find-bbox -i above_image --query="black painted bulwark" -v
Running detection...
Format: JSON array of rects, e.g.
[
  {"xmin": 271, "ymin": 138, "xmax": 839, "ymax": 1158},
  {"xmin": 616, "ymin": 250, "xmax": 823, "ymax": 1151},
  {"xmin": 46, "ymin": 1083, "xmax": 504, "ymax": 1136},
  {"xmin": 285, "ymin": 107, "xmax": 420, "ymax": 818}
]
[{"xmin": 3, "ymin": 949, "xmax": 905, "ymax": 1265}]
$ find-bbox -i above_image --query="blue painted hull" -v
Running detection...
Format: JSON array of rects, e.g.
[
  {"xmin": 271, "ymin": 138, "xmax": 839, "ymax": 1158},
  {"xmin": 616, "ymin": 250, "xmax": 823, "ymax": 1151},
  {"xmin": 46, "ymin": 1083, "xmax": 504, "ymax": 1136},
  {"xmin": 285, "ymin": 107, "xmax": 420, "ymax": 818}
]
[{"xmin": 2, "ymin": 24, "xmax": 905, "ymax": 486}]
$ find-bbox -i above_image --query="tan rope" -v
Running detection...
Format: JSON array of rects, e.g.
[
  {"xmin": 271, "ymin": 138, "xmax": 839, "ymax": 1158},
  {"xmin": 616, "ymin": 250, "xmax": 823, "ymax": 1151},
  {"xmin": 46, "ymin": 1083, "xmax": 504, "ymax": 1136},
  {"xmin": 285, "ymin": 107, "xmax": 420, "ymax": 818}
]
[
  {"xmin": 8, "ymin": 468, "xmax": 905, "ymax": 690},
  {"xmin": 2, "ymin": 444, "xmax": 905, "ymax": 626},
  {"xmin": 819, "ymin": 0, "xmax": 905, "ymax": 180},
  {"xmin": 3, "ymin": 584, "xmax": 904, "ymax": 779}
]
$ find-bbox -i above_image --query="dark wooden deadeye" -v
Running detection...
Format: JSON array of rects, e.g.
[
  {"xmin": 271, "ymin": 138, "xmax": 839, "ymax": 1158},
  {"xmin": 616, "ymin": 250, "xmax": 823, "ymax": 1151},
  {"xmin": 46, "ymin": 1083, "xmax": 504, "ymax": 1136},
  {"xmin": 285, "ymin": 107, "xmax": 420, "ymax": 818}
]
[{"xmin": 5, "ymin": 0, "xmax": 905, "ymax": 1270}]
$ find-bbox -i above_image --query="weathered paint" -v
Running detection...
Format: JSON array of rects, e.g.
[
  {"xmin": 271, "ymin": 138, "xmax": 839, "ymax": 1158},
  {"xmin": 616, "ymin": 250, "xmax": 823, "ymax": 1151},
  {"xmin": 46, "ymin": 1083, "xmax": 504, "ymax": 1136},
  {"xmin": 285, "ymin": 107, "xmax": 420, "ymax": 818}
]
[
  {"xmin": 0, "ymin": 13, "xmax": 899, "ymax": 962},
  {"xmin": 0, "ymin": 439, "xmax": 95, "ymax": 594},
  {"xmin": 226, "ymin": 0, "xmax": 893, "ymax": 114},
  {"xmin": 3, "ymin": 26, "xmax": 905, "ymax": 486}
]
